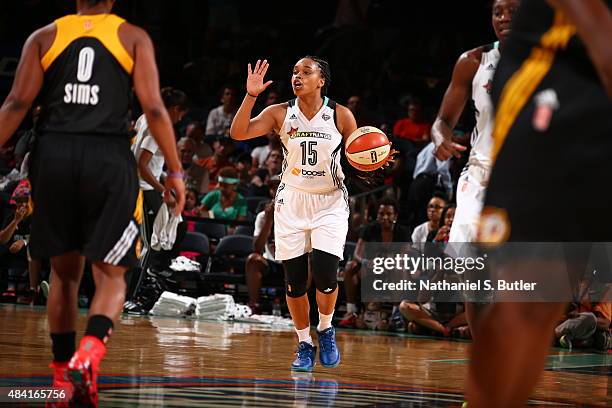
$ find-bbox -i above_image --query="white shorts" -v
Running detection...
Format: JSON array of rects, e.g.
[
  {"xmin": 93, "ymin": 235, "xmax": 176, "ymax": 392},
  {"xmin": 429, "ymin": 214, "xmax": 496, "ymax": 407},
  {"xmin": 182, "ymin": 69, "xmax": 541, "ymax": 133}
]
[
  {"xmin": 449, "ymin": 165, "xmax": 489, "ymax": 243},
  {"xmin": 274, "ymin": 184, "xmax": 349, "ymax": 261}
]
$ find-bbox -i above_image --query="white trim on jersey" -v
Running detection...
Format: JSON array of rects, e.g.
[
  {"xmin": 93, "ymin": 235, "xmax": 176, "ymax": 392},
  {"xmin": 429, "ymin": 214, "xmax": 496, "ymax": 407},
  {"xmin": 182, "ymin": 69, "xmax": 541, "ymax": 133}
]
[
  {"xmin": 468, "ymin": 42, "xmax": 500, "ymax": 172},
  {"xmin": 278, "ymin": 96, "xmax": 346, "ymax": 194},
  {"xmin": 449, "ymin": 42, "xmax": 500, "ymax": 244}
]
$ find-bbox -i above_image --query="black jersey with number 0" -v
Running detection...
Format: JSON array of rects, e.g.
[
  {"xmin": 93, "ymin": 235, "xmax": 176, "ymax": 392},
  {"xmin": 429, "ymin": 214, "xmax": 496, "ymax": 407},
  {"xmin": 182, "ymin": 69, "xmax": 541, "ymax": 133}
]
[{"xmin": 36, "ymin": 14, "xmax": 134, "ymax": 138}]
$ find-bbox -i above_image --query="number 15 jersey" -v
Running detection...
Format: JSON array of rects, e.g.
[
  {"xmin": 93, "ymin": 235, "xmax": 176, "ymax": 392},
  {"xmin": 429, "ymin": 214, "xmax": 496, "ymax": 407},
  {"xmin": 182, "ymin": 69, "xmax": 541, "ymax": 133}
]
[{"xmin": 279, "ymin": 97, "xmax": 346, "ymax": 194}]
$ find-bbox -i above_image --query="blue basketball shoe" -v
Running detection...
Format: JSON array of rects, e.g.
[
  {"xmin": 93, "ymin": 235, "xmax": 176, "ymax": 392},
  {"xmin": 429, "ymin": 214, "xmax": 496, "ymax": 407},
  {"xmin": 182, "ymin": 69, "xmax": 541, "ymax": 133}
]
[
  {"xmin": 317, "ymin": 327, "xmax": 340, "ymax": 368},
  {"xmin": 291, "ymin": 342, "xmax": 317, "ymax": 371}
]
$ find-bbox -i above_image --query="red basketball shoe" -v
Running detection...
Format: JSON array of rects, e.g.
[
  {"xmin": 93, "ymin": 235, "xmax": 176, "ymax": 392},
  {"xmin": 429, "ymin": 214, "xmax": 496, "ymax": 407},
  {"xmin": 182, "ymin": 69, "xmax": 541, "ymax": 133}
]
[
  {"xmin": 67, "ymin": 336, "xmax": 106, "ymax": 407},
  {"xmin": 46, "ymin": 362, "xmax": 72, "ymax": 408}
]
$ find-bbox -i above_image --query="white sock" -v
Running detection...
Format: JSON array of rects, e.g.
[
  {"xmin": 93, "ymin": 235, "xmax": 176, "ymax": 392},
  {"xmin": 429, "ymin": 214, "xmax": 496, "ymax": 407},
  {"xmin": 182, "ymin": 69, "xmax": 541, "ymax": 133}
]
[
  {"xmin": 317, "ymin": 310, "xmax": 334, "ymax": 332},
  {"xmin": 346, "ymin": 303, "xmax": 358, "ymax": 314},
  {"xmin": 295, "ymin": 327, "xmax": 313, "ymax": 345}
]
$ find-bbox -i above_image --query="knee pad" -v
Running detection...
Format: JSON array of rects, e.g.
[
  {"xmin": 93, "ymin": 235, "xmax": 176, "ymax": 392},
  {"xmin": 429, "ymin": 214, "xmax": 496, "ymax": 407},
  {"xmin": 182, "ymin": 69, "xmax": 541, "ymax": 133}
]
[
  {"xmin": 283, "ymin": 253, "xmax": 309, "ymax": 298},
  {"xmin": 312, "ymin": 249, "xmax": 340, "ymax": 294}
]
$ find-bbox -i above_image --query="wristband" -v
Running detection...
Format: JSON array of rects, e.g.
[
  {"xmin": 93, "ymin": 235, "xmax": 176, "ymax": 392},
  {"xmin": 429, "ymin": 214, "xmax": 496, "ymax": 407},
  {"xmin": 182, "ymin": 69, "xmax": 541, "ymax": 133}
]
[
  {"xmin": 166, "ymin": 171, "xmax": 184, "ymax": 179},
  {"xmin": 246, "ymin": 92, "xmax": 258, "ymax": 98}
]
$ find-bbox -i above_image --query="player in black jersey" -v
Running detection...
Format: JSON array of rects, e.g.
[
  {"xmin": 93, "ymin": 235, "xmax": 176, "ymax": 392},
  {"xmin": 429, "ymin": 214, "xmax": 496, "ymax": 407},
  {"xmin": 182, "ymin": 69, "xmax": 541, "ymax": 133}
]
[
  {"xmin": 468, "ymin": 0, "xmax": 612, "ymax": 406},
  {"xmin": 0, "ymin": 0, "xmax": 185, "ymax": 405}
]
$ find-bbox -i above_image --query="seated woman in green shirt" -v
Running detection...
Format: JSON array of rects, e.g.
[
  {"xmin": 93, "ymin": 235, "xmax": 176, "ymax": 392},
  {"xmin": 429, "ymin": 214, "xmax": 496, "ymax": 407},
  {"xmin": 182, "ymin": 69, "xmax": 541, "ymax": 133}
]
[{"xmin": 199, "ymin": 166, "xmax": 248, "ymax": 221}]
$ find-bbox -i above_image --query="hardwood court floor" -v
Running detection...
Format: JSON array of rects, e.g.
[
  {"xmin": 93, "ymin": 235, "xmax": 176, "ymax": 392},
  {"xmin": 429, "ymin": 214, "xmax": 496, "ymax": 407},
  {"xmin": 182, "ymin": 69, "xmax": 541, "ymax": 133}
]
[{"xmin": 0, "ymin": 305, "xmax": 610, "ymax": 407}]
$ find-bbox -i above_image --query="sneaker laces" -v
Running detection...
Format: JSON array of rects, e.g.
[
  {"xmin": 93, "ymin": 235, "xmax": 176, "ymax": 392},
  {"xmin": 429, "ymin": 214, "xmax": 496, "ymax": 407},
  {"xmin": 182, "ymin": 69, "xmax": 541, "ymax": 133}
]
[
  {"xmin": 319, "ymin": 330, "xmax": 336, "ymax": 353},
  {"xmin": 295, "ymin": 343, "xmax": 313, "ymax": 360}
]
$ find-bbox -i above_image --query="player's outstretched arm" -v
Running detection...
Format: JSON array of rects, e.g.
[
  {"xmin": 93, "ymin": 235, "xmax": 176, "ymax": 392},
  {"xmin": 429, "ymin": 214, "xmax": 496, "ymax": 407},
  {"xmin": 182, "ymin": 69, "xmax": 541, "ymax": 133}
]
[
  {"xmin": 131, "ymin": 25, "xmax": 184, "ymax": 215},
  {"xmin": 0, "ymin": 30, "xmax": 44, "ymax": 147},
  {"xmin": 432, "ymin": 52, "xmax": 476, "ymax": 161},
  {"xmin": 546, "ymin": 0, "xmax": 612, "ymax": 97},
  {"xmin": 230, "ymin": 60, "xmax": 279, "ymax": 140}
]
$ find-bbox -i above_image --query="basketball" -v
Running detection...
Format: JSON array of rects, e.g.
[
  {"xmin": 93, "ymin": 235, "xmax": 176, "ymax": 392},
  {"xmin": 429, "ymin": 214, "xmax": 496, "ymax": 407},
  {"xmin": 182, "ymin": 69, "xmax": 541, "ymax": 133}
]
[{"xmin": 345, "ymin": 126, "xmax": 391, "ymax": 171}]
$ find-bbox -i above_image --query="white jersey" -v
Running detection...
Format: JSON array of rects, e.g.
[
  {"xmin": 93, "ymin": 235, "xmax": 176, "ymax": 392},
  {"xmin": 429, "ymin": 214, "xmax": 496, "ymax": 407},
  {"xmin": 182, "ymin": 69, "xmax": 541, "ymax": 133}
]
[
  {"xmin": 468, "ymin": 42, "xmax": 500, "ymax": 172},
  {"xmin": 131, "ymin": 114, "xmax": 164, "ymax": 191},
  {"xmin": 449, "ymin": 43, "xmax": 500, "ymax": 243},
  {"xmin": 278, "ymin": 97, "xmax": 345, "ymax": 194}
]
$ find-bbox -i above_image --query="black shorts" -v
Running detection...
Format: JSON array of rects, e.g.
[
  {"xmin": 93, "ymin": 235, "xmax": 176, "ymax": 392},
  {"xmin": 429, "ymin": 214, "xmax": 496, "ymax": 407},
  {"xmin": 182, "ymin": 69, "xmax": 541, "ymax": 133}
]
[
  {"xmin": 29, "ymin": 133, "xmax": 142, "ymax": 267},
  {"xmin": 483, "ymin": 54, "xmax": 612, "ymax": 242}
]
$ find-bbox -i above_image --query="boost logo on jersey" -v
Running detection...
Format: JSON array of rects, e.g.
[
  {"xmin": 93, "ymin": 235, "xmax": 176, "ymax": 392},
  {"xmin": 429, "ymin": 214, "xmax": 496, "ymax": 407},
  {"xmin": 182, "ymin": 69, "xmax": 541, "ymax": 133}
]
[{"xmin": 291, "ymin": 168, "xmax": 325, "ymax": 178}]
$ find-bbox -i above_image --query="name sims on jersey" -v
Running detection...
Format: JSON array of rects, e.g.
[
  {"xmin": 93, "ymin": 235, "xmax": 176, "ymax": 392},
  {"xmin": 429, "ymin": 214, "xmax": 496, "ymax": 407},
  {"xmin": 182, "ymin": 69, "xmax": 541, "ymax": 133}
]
[{"xmin": 64, "ymin": 83, "xmax": 99, "ymax": 105}]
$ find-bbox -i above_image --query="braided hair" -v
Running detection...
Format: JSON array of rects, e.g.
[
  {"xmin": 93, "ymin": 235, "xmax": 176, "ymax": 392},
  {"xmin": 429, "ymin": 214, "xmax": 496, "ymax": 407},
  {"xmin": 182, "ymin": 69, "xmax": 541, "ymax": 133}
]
[{"xmin": 302, "ymin": 55, "xmax": 331, "ymax": 96}]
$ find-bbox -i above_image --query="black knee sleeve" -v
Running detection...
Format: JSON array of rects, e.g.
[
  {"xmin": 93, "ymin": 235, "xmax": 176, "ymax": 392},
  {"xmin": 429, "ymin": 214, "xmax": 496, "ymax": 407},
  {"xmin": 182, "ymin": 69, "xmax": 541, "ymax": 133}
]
[
  {"xmin": 312, "ymin": 249, "xmax": 339, "ymax": 294},
  {"xmin": 283, "ymin": 253, "xmax": 309, "ymax": 298}
]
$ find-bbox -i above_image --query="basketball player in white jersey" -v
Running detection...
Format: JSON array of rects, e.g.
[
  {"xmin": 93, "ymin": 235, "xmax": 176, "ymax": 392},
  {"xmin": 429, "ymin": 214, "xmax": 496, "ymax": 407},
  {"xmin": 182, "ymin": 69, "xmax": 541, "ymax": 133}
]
[
  {"xmin": 231, "ymin": 57, "xmax": 368, "ymax": 371},
  {"xmin": 433, "ymin": 0, "xmax": 520, "ymax": 241},
  {"xmin": 431, "ymin": 0, "xmax": 519, "ymax": 334}
]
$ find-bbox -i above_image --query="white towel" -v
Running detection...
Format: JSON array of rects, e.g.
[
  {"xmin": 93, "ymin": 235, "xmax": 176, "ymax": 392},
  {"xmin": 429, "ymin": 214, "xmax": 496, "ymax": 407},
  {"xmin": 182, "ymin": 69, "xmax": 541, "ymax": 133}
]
[
  {"xmin": 150, "ymin": 203, "xmax": 182, "ymax": 251},
  {"xmin": 149, "ymin": 291, "xmax": 196, "ymax": 316}
]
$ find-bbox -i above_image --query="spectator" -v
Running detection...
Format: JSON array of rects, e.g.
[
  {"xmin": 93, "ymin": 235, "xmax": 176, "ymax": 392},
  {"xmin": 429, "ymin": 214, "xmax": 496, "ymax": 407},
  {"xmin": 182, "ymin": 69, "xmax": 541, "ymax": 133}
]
[
  {"xmin": 234, "ymin": 152, "xmax": 253, "ymax": 194},
  {"xmin": 248, "ymin": 149, "xmax": 283, "ymax": 197},
  {"xmin": 0, "ymin": 118, "xmax": 32, "ymax": 192},
  {"xmin": 178, "ymin": 137, "xmax": 196, "ymax": 170},
  {"xmin": 429, "ymin": 203, "xmax": 456, "ymax": 243},
  {"xmin": 194, "ymin": 137, "xmax": 235, "ymax": 193},
  {"xmin": 199, "ymin": 166, "xmax": 248, "ymax": 221},
  {"xmin": 354, "ymin": 302, "xmax": 390, "ymax": 331},
  {"xmin": 413, "ymin": 142, "xmax": 453, "ymax": 197},
  {"xmin": 346, "ymin": 94, "xmax": 374, "ymax": 128},
  {"xmin": 182, "ymin": 188, "xmax": 200, "ymax": 217},
  {"xmin": 132, "ymin": 87, "xmax": 188, "ymax": 243},
  {"xmin": 401, "ymin": 142, "xmax": 452, "ymax": 228},
  {"xmin": 0, "ymin": 180, "xmax": 40, "ymax": 304},
  {"xmin": 347, "ymin": 209, "xmax": 365, "ymax": 243},
  {"xmin": 393, "ymin": 98, "xmax": 431, "ymax": 144},
  {"xmin": 411, "ymin": 195, "xmax": 446, "ymax": 244},
  {"xmin": 264, "ymin": 89, "xmax": 281, "ymax": 107},
  {"xmin": 245, "ymin": 177, "xmax": 281, "ymax": 313},
  {"xmin": 180, "ymin": 137, "xmax": 207, "ymax": 194},
  {"xmin": 339, "ymin": 198, "xmax": 411, "ymax": 328},
  {"xmin": 399, "ymin": 299, "xmax": 468, "ymax": 337},
  {"xmin": 251, "ymin": 131, "xmax": 282, "ymax": 170},
  {"xmin": 206, "ymin": 85, "xmax": 238, "ymax": 137},
  {"xmin": 555, "ymin": 283, "xmax": 611, "ymax": 350},
  {"xmin": 185, "ymin": 121, "xmax": 213, "ymax": 159},
  {"xmin": 13, "ymin": 106, "xmax": 41, "ymax": 171}
]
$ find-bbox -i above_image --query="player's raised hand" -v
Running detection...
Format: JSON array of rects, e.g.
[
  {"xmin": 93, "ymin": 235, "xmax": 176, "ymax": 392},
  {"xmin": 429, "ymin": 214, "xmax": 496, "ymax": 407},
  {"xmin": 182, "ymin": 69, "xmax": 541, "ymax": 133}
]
[{"xmin": 246, "ymin": 59, "xmax": 273, "ymax": 97}]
